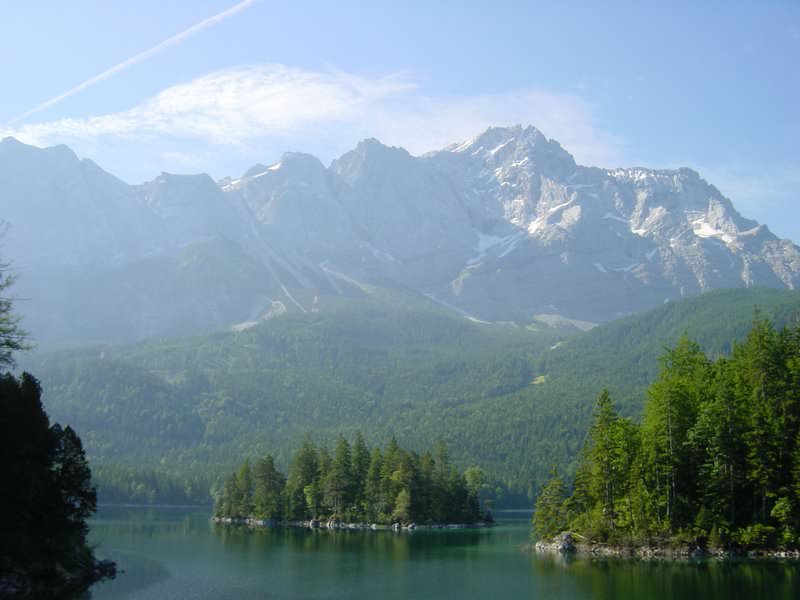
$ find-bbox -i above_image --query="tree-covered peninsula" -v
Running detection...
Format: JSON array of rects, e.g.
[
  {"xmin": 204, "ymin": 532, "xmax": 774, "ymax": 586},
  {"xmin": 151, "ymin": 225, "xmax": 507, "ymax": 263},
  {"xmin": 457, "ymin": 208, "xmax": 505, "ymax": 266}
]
[
  {"xmin": 534, "ymin": 317, "xmax": 800, "ymax": 554},
  {"xmin": 214, "ymin": 435, "xmax": 490, "ymax": 527}
]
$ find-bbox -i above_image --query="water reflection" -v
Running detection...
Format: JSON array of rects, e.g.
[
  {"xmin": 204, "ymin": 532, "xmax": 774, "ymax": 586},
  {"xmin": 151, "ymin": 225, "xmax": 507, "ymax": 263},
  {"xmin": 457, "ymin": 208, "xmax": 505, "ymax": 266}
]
[
  {"xmin": 211, "ymin": 521, "xmax": 491, "ymax": 561},
  {"xmin": 78, "ymin": 507, "xmax": 800, "ymax": 600},
  {"xmin": 78, "ymin": 552, "xmax": 171, "ymax": 599},
  {"xmin": 530, "ymin": 553, "xmax": 800, "ymax": 600}
]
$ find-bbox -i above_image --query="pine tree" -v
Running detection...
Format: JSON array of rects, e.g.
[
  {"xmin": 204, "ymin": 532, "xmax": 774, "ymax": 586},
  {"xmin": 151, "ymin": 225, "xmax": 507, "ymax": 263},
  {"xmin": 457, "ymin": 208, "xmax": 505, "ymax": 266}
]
[
  {"xmin": 587, "ymin": 390, "xmax": 620, "ymax": 531},
  {"xmin": 532, "ymin": 466, "xmax": 566, "ymax": 540},
  {"xmin": 432, "ymin": 440, "xmax": 451, "ymax": 522},
  {"xmin": 351, "ymin": 432, "xmax": 370, "ymax": 512},
  {"xmin": 464, "ymin": 466, "xmax": 484, "ymax": 522},
  {"xmin": 687, "ymin": 358, "xmax": 748, "ymax": 533},
  {"xmin": 325, "ymin": 436, "xmax": 353, "ymax": 517},
  {"xmin": 51, "ymin": 425, "xmax": 97, "ymax": 532},
  {"xmin": 284, "ymin": 439, "xmax": 319, "ymax": 520},
  {"xmin": 641, "ymin": 336, "xmax": 708, "ymax": 529},
  {"xmin": 392, "ymin": 489, "xmax": 411, "ymax": 523},
  {"xmin": 234, "ymin": 460, "xmax": 254, "ymax": 517},
  {"xmin": 363, "ymin": 447, "xmax": 384, "ymax": 521},
  {"xmin": 417, "ymin": 452, "xmax": 436, "ymax": 522},
  {"xmin": 253, "ymin": 455, "xmax": 285, "ymax": 521}
]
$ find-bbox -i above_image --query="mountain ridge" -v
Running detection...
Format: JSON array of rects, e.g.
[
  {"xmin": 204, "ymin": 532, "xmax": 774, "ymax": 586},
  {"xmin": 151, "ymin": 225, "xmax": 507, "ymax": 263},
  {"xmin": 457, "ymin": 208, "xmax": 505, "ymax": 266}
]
[{"xmin": 1, "ymin": 126, "xmax": 798, "ymax": 345}]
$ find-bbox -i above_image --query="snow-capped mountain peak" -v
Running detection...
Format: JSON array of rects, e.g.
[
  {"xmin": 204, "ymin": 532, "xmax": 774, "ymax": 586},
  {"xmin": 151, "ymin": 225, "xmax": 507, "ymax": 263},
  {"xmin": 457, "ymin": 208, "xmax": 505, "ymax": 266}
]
[{"xmin": 1, "ymin": 127, "xmax": 798, "ymax": 344}]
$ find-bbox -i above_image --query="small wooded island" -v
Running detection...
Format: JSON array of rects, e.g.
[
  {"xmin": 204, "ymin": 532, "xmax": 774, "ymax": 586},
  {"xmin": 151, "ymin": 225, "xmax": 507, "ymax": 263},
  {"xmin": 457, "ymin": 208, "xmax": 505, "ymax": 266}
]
[
  {"xmin": 533, "ymin": 318, "xmax": 800, "ymax": 558},
  {"xmin": 214, "ymin": 436, "xmax": 493, "ymax": 528}
]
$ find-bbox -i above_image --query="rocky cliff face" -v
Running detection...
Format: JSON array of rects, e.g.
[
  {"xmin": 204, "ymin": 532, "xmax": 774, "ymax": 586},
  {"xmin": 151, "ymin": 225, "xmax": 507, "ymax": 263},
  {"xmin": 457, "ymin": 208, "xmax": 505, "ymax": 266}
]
[
  {"xmin": 419, "ymin": 126, "xmax": 800, "ymax": 322},
  {"xmin": 1, "ymin": 126, "xmax": 797, "ymax": 344}
]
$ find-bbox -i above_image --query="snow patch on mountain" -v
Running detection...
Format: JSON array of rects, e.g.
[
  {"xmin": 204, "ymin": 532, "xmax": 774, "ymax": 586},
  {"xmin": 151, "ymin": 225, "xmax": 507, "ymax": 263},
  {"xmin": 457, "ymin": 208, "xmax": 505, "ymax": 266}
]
[{"xmin": 2, "ymin": 125, "xmax": 799, "ymax": 344}]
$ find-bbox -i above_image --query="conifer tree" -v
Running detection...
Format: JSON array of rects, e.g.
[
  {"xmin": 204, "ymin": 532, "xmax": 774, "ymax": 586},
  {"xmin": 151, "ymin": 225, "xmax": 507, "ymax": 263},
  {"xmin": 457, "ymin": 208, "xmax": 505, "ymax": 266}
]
[
  {"xmin": 586, "ymin": 390, "xmax": 620, "ymax": 531},
  {"xmin": 351, "ymin": 432, "xmax": 371, "ymax": 511},
  {"xmin": 532, "ymin": 466, "xmax": 566, "ymax": 540},
  {"xmin": 253, "ymin": 455, "xmax": 285, "ymax": 520},
  {"xmin": 687, "ymin": 358, "xmax": 748, "ymax": 533},
  {"xmin": 432, "ymin": 440, "xmax": 452, "ymax": 522},
  {"xmin": 325, "ymin": 436, "xmax": 353, "ymax": 517},
  {"xmin": 363, "ymin": 447, "xmax": 384, "ymax": 520},
  {"xmin": 392, "ymin": 489, "xmax": 411, "ymax": 522},
  {"xmin": 641, "ymin": 336, "xmax": 708, "ymax": 529},
  {"xmin": 284, "ymin": 439, "xmax": 318, "ymax": 520},
  {"xmin": 51, "ymin": 425, "xmax": 97, "ymax": 532},
  {"xmin": 234, "ymin": 459, "xmax": 254, "ymax": 517}
]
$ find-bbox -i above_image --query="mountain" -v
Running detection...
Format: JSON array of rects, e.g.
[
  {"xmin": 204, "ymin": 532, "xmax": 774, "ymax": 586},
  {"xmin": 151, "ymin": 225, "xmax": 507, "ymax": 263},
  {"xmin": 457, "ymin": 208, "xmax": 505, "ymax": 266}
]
[
  {"xmin": 1, "ymin": 126, "xmax": 798, "ymax": 345},
  {"xmin": 423, "ymin": 126, "xmax": 800, "ymax": 321},
  {"xmin": 25, "ymin": 287, "xmax": 800, "ymax": 503}
]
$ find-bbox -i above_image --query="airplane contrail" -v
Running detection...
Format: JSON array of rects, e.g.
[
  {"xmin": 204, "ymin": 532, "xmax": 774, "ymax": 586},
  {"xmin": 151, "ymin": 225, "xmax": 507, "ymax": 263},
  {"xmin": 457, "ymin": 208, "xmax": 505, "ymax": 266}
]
[{"xmin": 10, "ymin": 0, "xmax": 256, "ymax": 124}]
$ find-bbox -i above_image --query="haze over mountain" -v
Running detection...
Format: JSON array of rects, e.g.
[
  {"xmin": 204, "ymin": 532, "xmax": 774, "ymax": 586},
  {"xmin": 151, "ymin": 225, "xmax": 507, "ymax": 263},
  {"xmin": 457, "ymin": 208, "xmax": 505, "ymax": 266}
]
[{"xmin": 1, "ymin": 125, "xmax": 798, "ymax": 346}]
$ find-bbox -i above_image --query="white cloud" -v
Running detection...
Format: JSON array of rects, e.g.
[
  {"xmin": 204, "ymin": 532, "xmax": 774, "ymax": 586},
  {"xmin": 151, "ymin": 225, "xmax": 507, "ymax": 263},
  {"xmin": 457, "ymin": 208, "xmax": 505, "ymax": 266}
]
[{"xmin": 2, "ymin": 63, "xmax": 626, "ymax": 169}]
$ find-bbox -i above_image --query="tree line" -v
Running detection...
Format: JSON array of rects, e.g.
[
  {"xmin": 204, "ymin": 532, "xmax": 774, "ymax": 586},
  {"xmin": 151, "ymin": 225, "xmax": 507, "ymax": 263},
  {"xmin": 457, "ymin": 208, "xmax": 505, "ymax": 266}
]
[
  {"xmin": 534, "ymin": 317, "xmax": 800, "ymax": 549},
  {"xmin": 215, "ymin": 434, "xmax": 489, "ymax": 525}
]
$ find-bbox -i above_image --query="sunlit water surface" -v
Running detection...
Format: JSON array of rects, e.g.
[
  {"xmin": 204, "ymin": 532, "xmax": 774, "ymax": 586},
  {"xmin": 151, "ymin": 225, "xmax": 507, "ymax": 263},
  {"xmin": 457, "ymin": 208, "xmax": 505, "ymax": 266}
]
[{"xmin": 78, "ymin": 507, "xmax": 799, "ymax": 599}]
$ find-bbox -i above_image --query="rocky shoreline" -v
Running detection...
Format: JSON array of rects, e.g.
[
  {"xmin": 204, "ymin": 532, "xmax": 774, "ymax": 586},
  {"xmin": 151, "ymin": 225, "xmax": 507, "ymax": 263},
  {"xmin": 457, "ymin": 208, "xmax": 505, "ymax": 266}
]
[
  {"xmin": 532, "ymin": 532, "xmax": 800, "ymax": 560},
  {"xmin": 0, "ymin": 558, "xmax": 117, "ymax": 598},
  {"xmin": 213, "ymin": 516, "xmax": 494, "ymax": 531}
]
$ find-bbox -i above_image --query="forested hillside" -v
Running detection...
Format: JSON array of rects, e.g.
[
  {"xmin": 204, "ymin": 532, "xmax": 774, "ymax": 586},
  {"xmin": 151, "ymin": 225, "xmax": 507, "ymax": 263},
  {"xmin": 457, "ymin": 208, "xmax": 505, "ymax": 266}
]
[{"xmin": 26, "ymin": 288, "xmax": 800, "ymax": 506}]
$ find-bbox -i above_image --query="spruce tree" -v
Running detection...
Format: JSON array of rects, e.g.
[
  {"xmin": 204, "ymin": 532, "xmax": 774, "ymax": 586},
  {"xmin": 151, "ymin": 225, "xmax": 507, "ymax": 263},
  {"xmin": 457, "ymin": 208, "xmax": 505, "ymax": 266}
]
[
  {"xmin": 234, "ymin": 460, "xmax": 254, "ymax": 517},
  {"xmin": 51, "ymin": 425, "xmax": 97, "ymax": 532},
  {"xmin": 325, "ymin": 436, "xmax": 353, "ymax": 517},
  {"xmin": 586, "ymin": 389, "xmax": 620, "ymax": 532},
  {"xmin": 641, "ymin": 336, "xmax": 708, "ymax": 529},
  {"xmin": 687, "ymin": 358, "xmax": 748, "ymax": 534},
  {"xmin": 351, "ymin": 432, "xmax": 371, "ymax": 512},
  {"xmin": 253, "ymin": 455, "xmax": 285, "ymax": 520},
  {"xmin": 363, "ymin": 448, "xmax": 384, "ymax": 521},
  {"xmin": 284, "ymin": 439, "xmax": 319, "ymax": 520},
  {"xmin": 532, "ymin": 467, "xmax": 566, "ymax": 540}
]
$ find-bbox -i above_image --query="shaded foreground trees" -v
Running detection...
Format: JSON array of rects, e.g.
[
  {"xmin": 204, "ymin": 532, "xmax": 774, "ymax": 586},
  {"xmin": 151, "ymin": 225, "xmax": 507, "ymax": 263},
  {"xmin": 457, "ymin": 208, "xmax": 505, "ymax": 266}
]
[
  {"xmin": 215, "ymin": 436, "xmax": 487, "ymax": 525},
  {"xmin": 0, "ymin": 261, "xmax": 103, "ymax": 591},
  {"xmin": 0, "ymin": 372, "xmax": 99, "ymax": 583},
  {"xmin": 534, "ymin": 318, "xmax": 800, "ymax": 548}
]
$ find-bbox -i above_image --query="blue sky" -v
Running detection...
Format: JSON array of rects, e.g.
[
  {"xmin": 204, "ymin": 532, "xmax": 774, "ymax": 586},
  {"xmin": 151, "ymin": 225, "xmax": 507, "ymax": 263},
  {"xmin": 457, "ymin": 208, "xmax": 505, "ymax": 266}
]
[{"xmin": 2, "ymin": 1, "xmax": 799, "ymax": 239}]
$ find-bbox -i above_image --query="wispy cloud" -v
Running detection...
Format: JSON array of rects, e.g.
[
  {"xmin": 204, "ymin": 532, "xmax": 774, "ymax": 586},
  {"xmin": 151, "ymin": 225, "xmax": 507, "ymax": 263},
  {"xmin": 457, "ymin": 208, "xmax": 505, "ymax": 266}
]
[
  {"xmin": 2, "ymin": 64, "xmax": 627, "ymax": 171},
  {"xmin": 9, "ymin": 0, "xmax": 256, "ymax": 124}
]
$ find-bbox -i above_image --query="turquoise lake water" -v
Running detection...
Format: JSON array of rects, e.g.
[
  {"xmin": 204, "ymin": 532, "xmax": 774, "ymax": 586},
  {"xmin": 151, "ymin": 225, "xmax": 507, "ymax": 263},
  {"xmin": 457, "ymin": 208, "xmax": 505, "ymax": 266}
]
[{"xmin": 79, "ymin": 507, "xmax": 800, "ymax": 599}]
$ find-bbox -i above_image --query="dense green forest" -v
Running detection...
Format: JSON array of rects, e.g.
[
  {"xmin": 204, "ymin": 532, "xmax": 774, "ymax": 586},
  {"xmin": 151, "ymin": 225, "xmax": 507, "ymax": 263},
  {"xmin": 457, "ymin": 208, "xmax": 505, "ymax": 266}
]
[
  {"xmin": 534, "ymin": 317, "xmax": 800, "ymax": 549},
  {"xmin": 215, "ymin": 435, "xmax": 487, "ymax": 525},
  {"xmin": 26, "ymin": 288, "xmax": 800, "ymax": 506}
]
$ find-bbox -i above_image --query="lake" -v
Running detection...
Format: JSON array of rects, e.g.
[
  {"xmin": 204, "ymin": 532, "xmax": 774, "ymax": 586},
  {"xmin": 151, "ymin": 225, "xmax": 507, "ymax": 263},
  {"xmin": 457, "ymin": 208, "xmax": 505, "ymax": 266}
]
[{"xmin": 79, "ymin": 507, "xmax": 800, "ymax": 599}]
